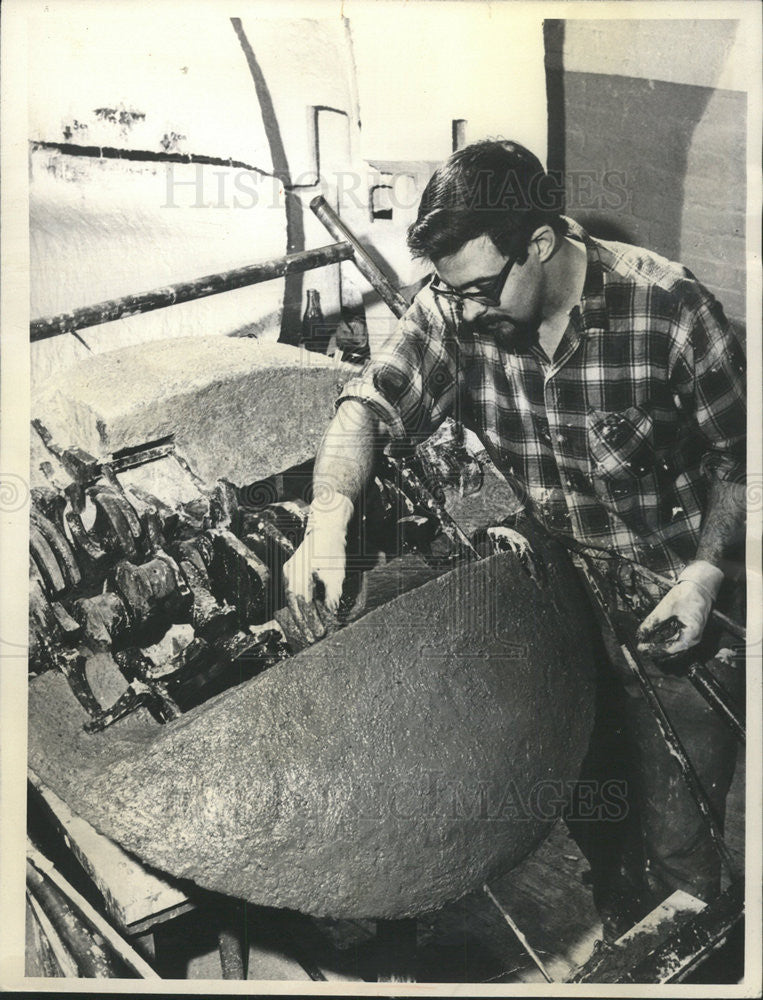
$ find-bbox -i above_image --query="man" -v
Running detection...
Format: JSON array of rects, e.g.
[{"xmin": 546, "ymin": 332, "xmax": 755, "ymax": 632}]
[{"xmin": 283, "ymin": 140, "xmax": 746, "ymax": 920}]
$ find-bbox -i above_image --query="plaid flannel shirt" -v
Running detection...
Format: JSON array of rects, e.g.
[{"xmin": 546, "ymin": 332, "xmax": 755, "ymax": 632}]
[{"xmin": 338, "ymin": 219, "xmax": 747, "ymax": 585}]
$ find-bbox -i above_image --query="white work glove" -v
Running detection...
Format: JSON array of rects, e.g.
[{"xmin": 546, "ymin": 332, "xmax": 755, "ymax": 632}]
[
  {"xmin": 636, "ymin": 560, "xmax": 724, "ymax": 659},
  {"xmin": 282, "ymin": 491, "xmax": 354, "ymax": 613}
]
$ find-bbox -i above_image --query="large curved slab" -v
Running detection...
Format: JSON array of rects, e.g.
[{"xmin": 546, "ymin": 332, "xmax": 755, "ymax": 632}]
[{"xmin": 28, "ymin": 537, "xmax": 596, "ymax": 918}]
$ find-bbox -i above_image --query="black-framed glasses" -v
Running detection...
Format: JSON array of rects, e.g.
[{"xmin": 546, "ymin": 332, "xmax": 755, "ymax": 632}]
[{"xmin": 429, "ymin": 254, "xmax": 515, "ymax": 308}]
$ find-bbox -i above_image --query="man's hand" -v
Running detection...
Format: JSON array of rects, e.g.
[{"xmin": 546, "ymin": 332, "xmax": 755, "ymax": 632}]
[
  {"xmin": 282, "ymin": 492, "xmax": 354, "ymax": 613},
  {"xmin": 281, "ymin": 399, "xmax": 379, "ymax": 639},
  {"xmin": 636, "ymin": 560, "xmax": 724, "ymax": 659}
]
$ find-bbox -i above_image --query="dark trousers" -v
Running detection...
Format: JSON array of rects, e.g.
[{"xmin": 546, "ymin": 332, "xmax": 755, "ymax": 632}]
[
  {"xmin": 567, "ymin": 579, "xmax": 744, "ymax": 931},
  {"xmin": 619, "ymin": 644, "xmax": 742, "ymax": 904}
]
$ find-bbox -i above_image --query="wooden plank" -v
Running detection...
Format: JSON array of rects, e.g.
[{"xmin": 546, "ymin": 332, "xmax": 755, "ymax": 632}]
[
  {"xmin": 29, "ymin": 770, "xmax": 192, "ymax": 933},
  {"xmin": 614, "ymin": 890, "xmax": 705, "ymax": 948},
  {"xmin": 568, "ymin": 886, "xmax": 742, "ymax": 984}
]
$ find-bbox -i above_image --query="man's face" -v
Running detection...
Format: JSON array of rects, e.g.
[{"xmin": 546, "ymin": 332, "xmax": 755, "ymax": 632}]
[{"xmin": 432, "ymin": 233, "xmax": 545, "ymax": 330}]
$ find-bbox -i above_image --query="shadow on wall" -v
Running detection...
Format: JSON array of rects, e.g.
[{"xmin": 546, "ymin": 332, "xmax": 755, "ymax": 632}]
[
  {"xmin": 544, "ymin": 20, "xmax": 746, "ymax": 330},
  {"xmin": 231, "ymin": 18, "xmax": 305, "ymax": 346},
  {"xmin": 558, "ymin": 74, "xmax": 715, "ymax": 258}
]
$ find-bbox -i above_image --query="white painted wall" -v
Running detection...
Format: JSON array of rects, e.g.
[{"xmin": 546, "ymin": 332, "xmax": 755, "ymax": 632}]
[
  {"xmin": 28, "ymin": 7, "xmax": 360, "ymax": 386},
  {"xmin": 338, "ymin": 1, "xmax": 549, "ymax": 350},
  {"xmin": 29, "ymin": 2, "xmax": 549, "ymax": 385},
  {"xmin": 559, "ymin": 19, "xmax": 748, "ymax": 92},
  {"xmin": 30, "ymin": 153, "xmax": 289, "ymax": 383},
  {"xmin": 348, "ymin": 1, "xmax": 548, "ymax": 164}
]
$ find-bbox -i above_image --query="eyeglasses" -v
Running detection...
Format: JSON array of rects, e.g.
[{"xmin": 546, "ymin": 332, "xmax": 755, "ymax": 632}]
[{"xmin": 429, "ymin": 254, "xmax": 515, "ymax": 308}]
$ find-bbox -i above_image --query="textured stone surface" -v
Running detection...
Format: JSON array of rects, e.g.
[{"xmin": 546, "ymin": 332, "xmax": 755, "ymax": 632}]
[
  {"xmin": 28, "ymin": 536, "xmax": 596, "ymax": 919},
  {"xmin": 32, "ymin": 337, "xmax": 355, "ymax": 485}
]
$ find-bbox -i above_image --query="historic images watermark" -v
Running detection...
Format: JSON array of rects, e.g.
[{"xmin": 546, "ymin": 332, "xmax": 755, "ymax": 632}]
[
  {"xmin": 161, "ymin": 163, "xmax": 631, "ymax": 215},
  {"xmin": 270, "ymin": 771, "xmax": 631, "ymax": 846},
  {"xmin": 354, "ymin": 772, "xmax": 631, "ymax": 823}
]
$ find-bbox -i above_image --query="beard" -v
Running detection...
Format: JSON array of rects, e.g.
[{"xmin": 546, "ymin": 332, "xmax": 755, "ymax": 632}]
[{"xmin": 476, "ymin": 310, "xmax": 538, "ymax": 348}]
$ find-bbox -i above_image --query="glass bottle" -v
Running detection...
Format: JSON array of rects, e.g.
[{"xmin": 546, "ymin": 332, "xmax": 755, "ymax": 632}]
[{"xmin": 300, "ymin": 289, "xmax": 327, "ymax": 354}]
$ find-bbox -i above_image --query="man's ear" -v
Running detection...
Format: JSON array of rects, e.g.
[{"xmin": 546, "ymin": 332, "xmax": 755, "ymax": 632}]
[{"xmin": 529, "ymin": 225, "xmax": 557, "ymax": 263}]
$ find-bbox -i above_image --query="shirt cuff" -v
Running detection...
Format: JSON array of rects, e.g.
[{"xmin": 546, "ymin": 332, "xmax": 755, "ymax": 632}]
[
  {"xmin": 700, "ymin": 453, "xmax": 745, "ymax": 484},
  {"xmin": 335, "ymin": 378, "xmax": 408, "ymax": 440}
]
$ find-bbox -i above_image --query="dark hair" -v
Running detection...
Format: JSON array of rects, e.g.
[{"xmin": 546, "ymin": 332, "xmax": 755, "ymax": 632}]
[{"xmin": 407, "ymin": 140, "xmax": 566, "ymax": 263}]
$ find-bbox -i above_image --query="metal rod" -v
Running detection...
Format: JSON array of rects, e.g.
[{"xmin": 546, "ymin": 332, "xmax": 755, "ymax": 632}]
[
  {"xmin": 217, "ymin": 924, "xmax": 246, "ymax": 980},
  {"xmin": 398, "ymin": 463, "xmax": 480, "ymax": 558},
  {"xmin": 688, "ymin": 662, "xmax": 746, "ymax": 743},
  {"xmin": 30, "ymin": 242, "xmax": 355, "ymax": 342},
  {"xmin": 310, "ymin": 195, "xmax": 410, "ymax": 319},
  {"xmin": 484, "ymin": 883, "xmax": 554, "ymax": 982},
  {"xmin": 26, "ymin": 858, "xmax": 123, "ymax": 977},
  {"xmin": 545, "ymin": 527, "xmax": 746, "ymax": 641},
  {"xmin": 621, "ymin": 643, "xmax": 739, "ymax": 879},
  {"xmin": 579, "ymin": 560, "xmax": 739, "ymax": 880}
]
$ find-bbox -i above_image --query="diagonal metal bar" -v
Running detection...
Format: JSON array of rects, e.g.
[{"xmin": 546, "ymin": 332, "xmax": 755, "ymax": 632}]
[
  {"xmin": 310, "ymin": 195, "xmax": 410, "ymax": 319},
  {"xmin": 688, "ymin": 662, "xmax": 746, "ymax": 743},
  {"xmin": 484, "ymin": 883, "xmax": 554, "ymax": 982},
  {"xmin": 579, "ymin": 559, "xmax": 740, "ymax": 883}
]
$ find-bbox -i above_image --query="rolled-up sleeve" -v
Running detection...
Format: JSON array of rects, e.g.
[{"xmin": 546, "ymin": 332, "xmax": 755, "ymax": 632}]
[
  {"xmin": 337, "ymin": 292, "xmax": 460, "ymax": 444},
  {"xmin": 671, "ymin": 290, "xmax": 746, "ymax": 483}
]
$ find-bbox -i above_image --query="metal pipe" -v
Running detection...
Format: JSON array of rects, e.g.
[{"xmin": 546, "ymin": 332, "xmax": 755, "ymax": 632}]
[
  {"xmin": 688, "ymin": 662, "xmax": 746, "ymax": 743},
  {"xmin": 26, "ymin": 859, "xmax": 123, "ymax": 977},
  {"xmin": 579, "ymin": 557, "xmax": 739, "ymax": 880},
  {"xmin": 620, "ymin": 645, "xmax": 739, "ymax": 881},
  {"xmin": 217, "ymin": 925, "xmax": 246, "ymax": 980},
  {"xmin": 310, "ymin": 195, "xmax": 410, "ymax": 319},
  {"xmin": 27, "ymin": 845, "xmax": 160, "ymax": 979},
  {"xmin": 26, "ymin": 888, "xmax": 79, "ymax": 977},
  {"xmin": 30, "ymin": 242, "xmax": 355, "ymax": 342}
]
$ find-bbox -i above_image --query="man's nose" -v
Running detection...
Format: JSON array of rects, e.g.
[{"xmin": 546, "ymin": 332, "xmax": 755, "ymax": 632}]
[{"xmin": 461, "ymin": 299, "xmax": 489, "ymax": 323}]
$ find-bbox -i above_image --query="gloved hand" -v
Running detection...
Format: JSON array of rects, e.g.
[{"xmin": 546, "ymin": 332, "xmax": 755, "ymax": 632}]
[
  {"xmin": 282, "ymin": 492, "xmax": 354, "ymax": 613},
  {"xmin": 636, "ymin": 560, "xmax": 724, "ymax": 659}
]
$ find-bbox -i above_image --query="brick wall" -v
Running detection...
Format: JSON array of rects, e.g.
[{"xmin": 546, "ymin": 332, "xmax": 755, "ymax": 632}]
[{"xmin": 545, "ymin": 20, "xmax": 747, "ymax": 331}]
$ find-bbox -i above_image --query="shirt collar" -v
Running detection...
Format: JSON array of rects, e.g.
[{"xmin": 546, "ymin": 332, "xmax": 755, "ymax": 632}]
[{"xmin": 563, "ymin": 217, "xmax": 609, "ymax": 338}]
